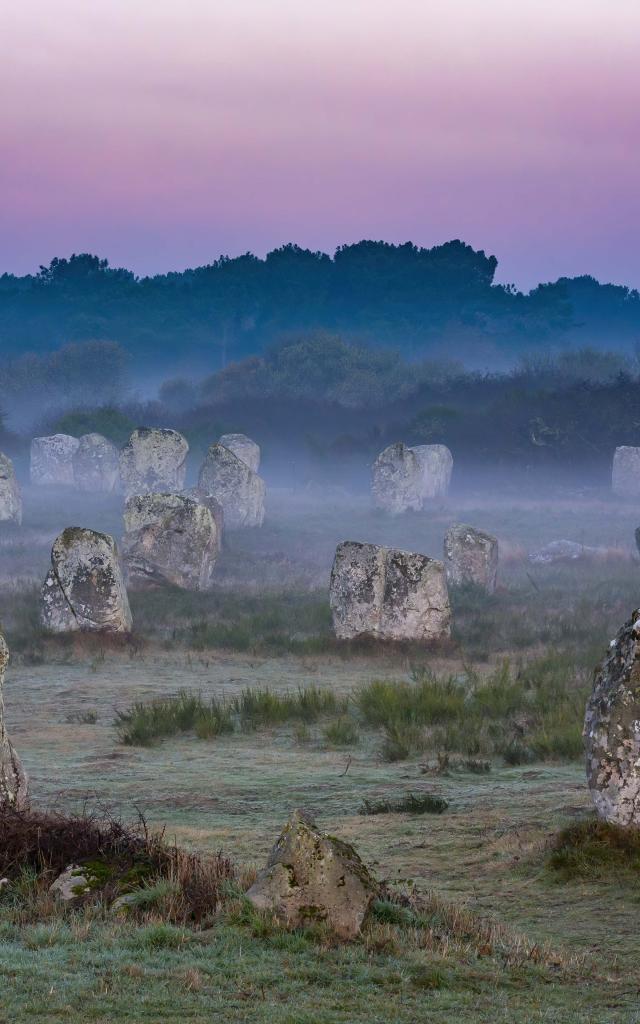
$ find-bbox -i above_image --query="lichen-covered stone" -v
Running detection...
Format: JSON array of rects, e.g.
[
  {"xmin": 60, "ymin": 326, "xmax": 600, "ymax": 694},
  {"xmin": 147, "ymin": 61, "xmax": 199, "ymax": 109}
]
[
  {"xmin": 246, "ymin": 809, "xmax": 378, "ymax": 939},
  {"xmin": 122, "ymin": 493, "xmax": 218, "ymax": 591},
  {"xmin": 410, "ymin": 444, "xmax": 453, "ymax": 499},
  {"xmin": 0, "ymin": 632, "xmax": 29, "ymax": 811},
  {"xmin": 612, "ymin": 446, "xmax": 640, "ymax": 498},
  {"xmin": 119, "ymin": 428, "xmax": 188, "ymax": 497},
  {"xmin": 73, "ymin": 433, "xmax": 119, "ymax": 492},
  {"xmin": 330, "ymin": 541, "xmax": 451, "ymax": 642},
  {"xmin": 41, "ymin": 527, "xmax": 132, "ymax": 634},
  {"xmin": 182, "ymin": 488, "xmax": 224, "ymax": 550},
  {"xmin": 371, "ymin": 443, "xmax": 422, "ymax": 515},
  {"xmin": 198, "ymin": 443, "xmax": 265, "ymax": 528},
  {"xmin": 443, "ymin": 524, "xmax": 498, "ymax": 592},
  {"xmin": 218, "ymin": 433, "xmax": 261, "ymax": 473},
  {"xmin": 584, "ymin": 611, "xmax": 640, "ymax": 826},
  {"xmin": 0, "ymin": 453, "xmax": 22, "ymax": 525},
  {"xmin": 528, "ymin": 539, "xmax": 605, "ymax": 565},
  {"xmin": 30, "ymin": 434, "xmax": 79, "ymax": 486},
  {"xmin": 49, "ymin": 865, "xmax": 93, "ymax": 902}
]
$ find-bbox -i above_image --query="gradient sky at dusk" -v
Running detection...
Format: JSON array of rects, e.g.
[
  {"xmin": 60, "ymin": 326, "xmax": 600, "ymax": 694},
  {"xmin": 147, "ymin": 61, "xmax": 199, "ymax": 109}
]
[{"xmin": 2, "ymin": 0, "xmax": 639, "ymax": 288}]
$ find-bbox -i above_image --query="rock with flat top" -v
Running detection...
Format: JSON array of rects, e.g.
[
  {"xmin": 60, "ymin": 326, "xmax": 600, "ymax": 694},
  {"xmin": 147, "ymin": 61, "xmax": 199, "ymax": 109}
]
[
  {"xmin": 584, "ymin": 611, "xmax": 640, "ymax": 826},
  {"xmin": 330, "ymin": 541, "xmax": 451, "ymax": 642},
  {"xmin": 218, "ymin": 433, "xmax": 261, "ymax": 473},
  {"xmin": 612, "ymin": 446, "xmax": 640, "ymax": 498},
  {"xmin": 41, "ymin": 527, "xmax": 132, "ymax": 633},
  {"xmin": 246, "ymin": 809, "xmax": 378, "ymax": 939},
  {"xmin": 0, "ymin": 632, "xmax": 29, "ymax": 811},
  {"xmin": 73, "ymin": 433, "xmax": 119, "ymax": 492},
  {"xmin": 30, "ymin": 434, "xmax": 79, "ymax": 486},
  {"xmin": 119, "ymin": 428, "xmax": 188, "ymax": 497},
  {"xmin": 444, "ymin": 524, "xmax": 498, "ymax": 592},
  {"xmin": 198, "ymin": 443, "xmax": 265, "ymax": 528},
  {"xmin": 0, "ymin": 453, "xmax": 22, "ymax": 525},
  {"xmin": 122, "ymin": 493, "xmax": 218, "ymax": 590},
  {"xmin": 410, "ymin": 444, "xmax": 453, "ymax": 499}
]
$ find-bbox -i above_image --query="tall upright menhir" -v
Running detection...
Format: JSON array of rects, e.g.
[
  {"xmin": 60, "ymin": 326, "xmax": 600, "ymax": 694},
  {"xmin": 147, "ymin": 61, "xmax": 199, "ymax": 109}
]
[{"xmin": 0, "ymin": 632, "xmax": 29, "ymax": 811}]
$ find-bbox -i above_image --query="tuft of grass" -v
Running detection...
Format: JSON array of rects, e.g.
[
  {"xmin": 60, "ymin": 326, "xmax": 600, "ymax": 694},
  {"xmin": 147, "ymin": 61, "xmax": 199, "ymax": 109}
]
[
  {"xmin": 115, "ymin": 692, "xmax": 233, "ymax": 746},
  {"xmin": 547, "ymin": 819, "xmax": 640, "ymax": 880},
  {"xmin": 322, "ymin": 717, "xmax": 360, "ymax": 747},
  {"xmin": 360, "ymin": 792, "xmax": 448, "ymax": 816},
  {"xmin": 233, "ymin": 685, "xmax": 346, "ymax": 728}
]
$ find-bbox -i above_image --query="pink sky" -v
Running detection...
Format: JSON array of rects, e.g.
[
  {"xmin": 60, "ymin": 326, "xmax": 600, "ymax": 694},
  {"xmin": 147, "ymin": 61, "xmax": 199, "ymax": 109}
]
[{"xmin": 1, "ymin": 0, "xmax": 639, "ymax": 288}]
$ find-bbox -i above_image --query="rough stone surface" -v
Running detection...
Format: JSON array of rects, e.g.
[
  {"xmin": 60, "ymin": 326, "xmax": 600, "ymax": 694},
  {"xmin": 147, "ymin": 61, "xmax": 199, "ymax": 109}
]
[
  {"xmin": 0, "ymin": 453, "xmax": 22, "ymax": 525},
  {"xmin": 584, "ymin": 610, "xmax": 640, "ymax": 826},
  {"xmin": 528, "ymin": 539, "xmax": 606, "ymax": 565},
  {"xmin": 30, "ymin": 434, "xmax": 79, "ymax": 486},
  {"xmin": 182, "ymin": 488, "xmax": 224, "ymax": 549},
  {"xmin": 612, "ymin": 446, "xmax": 640, "ymax": 498},
  {"xmin": 198, "ymin": 443, "xmax": 265, "ymax": 528},
  {"xmin": 410, "ymin": 444, "xmax": 453, "ymax": 499},
  {"xmin": 330, "ymin": 541, "xmax": 451, "ymax": 642},
  {"xmin": 371, "ymin": 443, "xmax": 422, "ymax": 515},
  {"xmin": 41, "ymin": 528, "xmax": 132, "ymax": 634},
  {"xmin": 50, "ymin": 865, "xmax": 93, "ymax": 902},
  {"xmin": 443, "ymin": 524, "xmax": 498, "ymax": 592},
  {"xmin": 218, "ymin": 433, "xmax": 261, "ymax": 473},
  {"xmin": 246, "ymin": 809, "xmax": 378, "ymax": 939},
  {"xmin": 0, "ymin": 632, "xmax": 29, "ymax": 811},
  {"xmin": 122, "ymin": 493, "xmax": 219, "ymax": 590},
  {"xmin": 119, "ymin": 428, "xmax": 189, "ymax": 497},
  {"xmin": 72, "ymin": 433, "xmax": 120, "ymax": 492}
]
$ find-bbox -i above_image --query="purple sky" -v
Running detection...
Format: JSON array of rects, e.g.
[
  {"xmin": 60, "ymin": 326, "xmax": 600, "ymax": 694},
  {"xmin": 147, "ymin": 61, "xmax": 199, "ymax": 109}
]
[{"xmin": 2, "ymin": 0, "xmax": 639, "ymax": 289}]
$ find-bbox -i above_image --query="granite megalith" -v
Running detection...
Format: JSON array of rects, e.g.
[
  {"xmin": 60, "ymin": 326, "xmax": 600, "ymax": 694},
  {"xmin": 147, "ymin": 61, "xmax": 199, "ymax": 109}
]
[
  {"xmin": 30, "ymin": 434, "xmax": 79, "ymax": 486},
  {"xmin": 443, "ymin": 524, "xmax": 498, "ymax": 592},
  {"xmin": 198, "ymin": 443, "xmax": 265, "ymax": 528},
  {"xmin": 119, "ymin": 428, "xmax": 189, "ymax": 497},
  {"xmin": 41, "ymin": 528, "xmax": 132, "ymax": 634},
  {"xmin": 73, "ymin": 433, "xmax": 120, "ymax": 492},
  {"xmin": 0, "ymin": 632, "xmax": 29, "ymax": 811},
  {"xmin": 122, "ymin": 493, "xmax": 219, "ymax": 590},
  {"xmin": 0, "ymin": 453, "xmax": 22, "ymax": 525}
]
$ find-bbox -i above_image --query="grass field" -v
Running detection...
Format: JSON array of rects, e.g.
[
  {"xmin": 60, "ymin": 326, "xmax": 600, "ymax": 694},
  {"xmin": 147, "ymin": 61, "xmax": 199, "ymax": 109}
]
[{"xmin": 1, "ymin": 482, "xmax": 640, "ymax": 1021}]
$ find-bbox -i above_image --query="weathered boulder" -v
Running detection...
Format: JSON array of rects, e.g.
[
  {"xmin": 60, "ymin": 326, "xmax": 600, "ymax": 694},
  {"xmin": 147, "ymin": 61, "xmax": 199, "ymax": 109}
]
[
  {"xmin": 411, "ymin": 444, "xmax": 453, "ymax": 500},
  {"xmin": 443, "ymin": 524, "xmax": 498, "ymax": 592},
  {"xmin": 528, "ymin": 539, "xmax": 606, "ymax": 565},
  {"xmin": 182, "ymin": 487, "xmax": 224, "ymax": 549},
  {"xmin": 0, "ymin": 632, "xmax": 29, "ymax": 811},
  {"xmin": 371, "ymin": 443, "xmax": 422, "ymax": 515},
  {"xmin": 330, "ymin": 541, "xmax": 451, "ymax": 642},
  {"xmin": 246, "ymin": 809, "xmax": 378, "ymax": 939},
  {"xmin": 612, "ymin": 446, "xmax": 640, "ymax": 498},
  {"xmin": 72, "ymin": 433, "xmax": 120, "ymax": 492},
  {"xmin": 0, "ymin": 453, "xmax": 22, "ymax": 525},
  {"xmin": 41, "ymin": 528, "xmax": 132, "ymax": 633},
  {"xmin": 30, "ymin": 434, "xmax": 79, "ymax": 486},
  {"xmin": 49, "ymin": 865, "xmax": 94, "ymax": 902},
  {"xmin": 122, "ymin": 493, "xmax": 218, "ymax": 590},
  {"xmin": 584, "ymin": 611, "xmax": 640, "ymax": 826},
  {"xmin": 119, "ymin": 428, "xmax": 189, "ymax": 497},
  {"xmin": 198, "ymin": 443, "xmax": 265, "ymax": 528},
  {"xmin": 218, "ymin": 433, "xmax": 261, "ymax": 473}
]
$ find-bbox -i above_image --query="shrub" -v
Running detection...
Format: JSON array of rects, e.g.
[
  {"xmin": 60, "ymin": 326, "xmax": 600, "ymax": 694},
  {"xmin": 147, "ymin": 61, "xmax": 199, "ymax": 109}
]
[
  {"xmin": 547, "ymin": 819, "xmax": 640, "ymax": 880},
  {"xmin": 360, "ymin": 792, "xmax": 448, "ymax": 816},
  {"xmin": 322, "ymin": 718, "xmax": 360, "ymax": 747}
]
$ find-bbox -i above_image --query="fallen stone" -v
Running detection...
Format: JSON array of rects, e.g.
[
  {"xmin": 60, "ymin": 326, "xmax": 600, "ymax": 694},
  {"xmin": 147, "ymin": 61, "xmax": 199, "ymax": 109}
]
[
  {"xmin": 50, "ymin": 865, "xmax": 93, "ymax": 902},
  {"xmin": 41, "ymin": 527, "xmax": 132, "ymax": 633},
  {"xmin": 612, "ymin": 446, "xmax": 640, "ymax": 498},
  {"xmin": 198, "ymin": 443, "xmax": 265, "ymax": 528},
  {"xmin": 246, "ymin": 809, "xmax": 378, "ymax": 939},
  {"xmin": 371, "ymin": 442, "xmax": 422, "ymax": 515},
  {"xmin": 73, "ymin": 433, "xmax": 120, "ymax": 492},
  {"xmin": 122, "ymin": 493, "xmax": 219, "ymax": 590},
  {"xmin": 584, "ymin": 611, "xmax": 640, "ymax": 826},
  {"xmin": 218, "ymin": 433, "xmax": 261, "ymax": 473},
  {"xmin": 443, "ymin": 524, "xmax": 498, "ymax": 592},
  {"xmin": 0, "ymin": 453, "xmax": 22, "ymax": 525},
  {"xmin": 0, "ymin": 632, "xmax": 29, "ymax": 811},
  {"xmin": 30, "ymin": 434, "xmax": 79, "ymax": 486},
  {"xmin": 330, "ymin": 541, "xmax": 451, "ymax": 642},
  {"xmin": 410, "ymin": 444, "xmax": 453, "ymax": 499},
  {"xmin": 528, "ymin": 539, "xmax": 606, "ymax": 564},
  {"xmin": 119, "ymin": 428, "xmax": 189, "ymax": 497}
]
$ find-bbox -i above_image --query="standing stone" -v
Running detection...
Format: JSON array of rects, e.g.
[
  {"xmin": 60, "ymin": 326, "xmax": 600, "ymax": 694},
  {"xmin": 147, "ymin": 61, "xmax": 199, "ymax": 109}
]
[
  {"xmin": 411, "ymin": 444, "xmax": 453, "ymax": 500},
  {"xmin": 0, "ymin": 632, "xmax": 29, "ymax": 811},
  {"xmin": 0, "ymin": 453, "xmax": 22, "ymax": 525},
  {"xmin": 72, "ymin": 433, "xmax": 120, "ymax": 492},
  {"xmin": 41, "ymin": 528, "xmax": 132, "ymax": 634},
  {"xmin": 218, "ymin": 433, "xmax": 261, "ymax": 473},
  {"xmin": 182, "ymin": 488, "xmax": 224, "ymax": 550},
  {"xmin": 30, "ymin": 434, "xmax": 79, "ymax": 486},
  {"xmin": 122, "ymin": 493, "xmax": 219, "ymax": 590},
  {"xmin": 443, "ymin": 524, "xmax": 498, "ymax": 592},
  {"xmin": 330, "ymin": 541, "xmax": 451, "ymax": 642},
  {"xmin": 246, "ymin": 809, "xmax": 378, "ymax": 939},
  {"xmin": 198, "ymin": 443, "xmax": 265, "ymax": 528},
  {"xmin": 371, "ymin": 443, "xmax": 422, "ymax": 515},
  {"xmin": 119, "ymin": 428, "xmax": 188, "ymax": 497},
  {"xmin": 584, "ymin": 611, "xmax": 640, "ymax": 826},
  {"xmin": 612, "ymin": 447, "xmax": 640, "ymax": 498}
]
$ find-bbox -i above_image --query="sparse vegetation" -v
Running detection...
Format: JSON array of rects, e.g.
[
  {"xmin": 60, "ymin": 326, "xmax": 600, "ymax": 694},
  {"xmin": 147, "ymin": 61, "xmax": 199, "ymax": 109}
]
[
  {"xmin": 547, "ymin": 819, "xmax": 640, "ymax": 880},
  {"xmin": 360, "ymin": 792, "xmax": 448, "ymax": 815}
]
